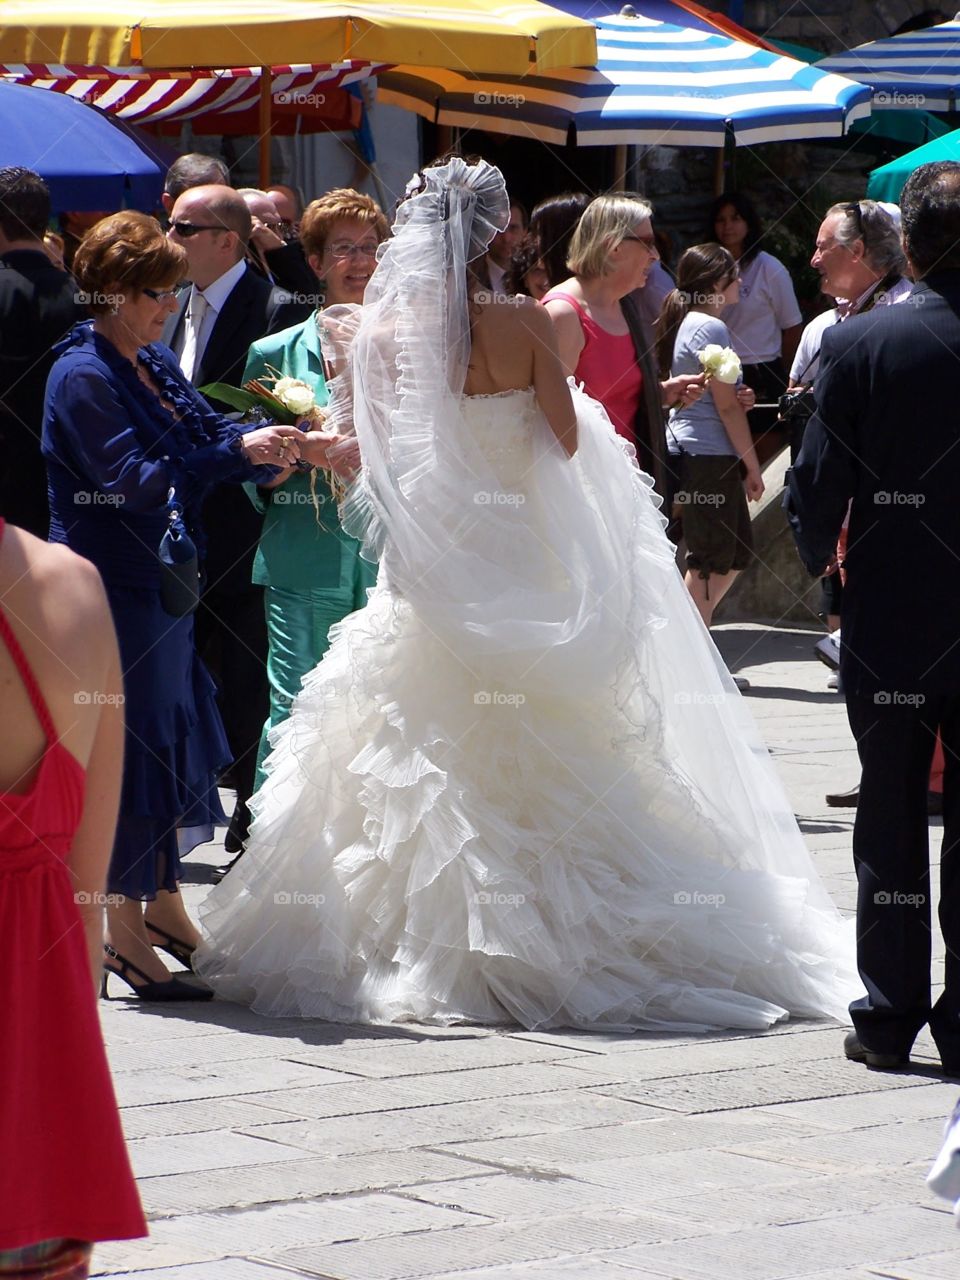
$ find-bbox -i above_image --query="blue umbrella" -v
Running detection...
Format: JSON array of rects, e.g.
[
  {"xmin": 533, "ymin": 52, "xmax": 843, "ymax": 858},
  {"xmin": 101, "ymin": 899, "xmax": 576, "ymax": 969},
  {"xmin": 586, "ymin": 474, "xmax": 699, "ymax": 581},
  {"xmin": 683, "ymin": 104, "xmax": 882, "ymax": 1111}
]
[
  {"xmin": 816, "ymin": 19, "xmax": 960, "ymax": 113},
  {"xmin": 380, "ymin": 5, "xmax": 871, "ymax": 147},
  {"xmin": 0, "ymin": 80, "xmax": 164, "ymax": 211}
]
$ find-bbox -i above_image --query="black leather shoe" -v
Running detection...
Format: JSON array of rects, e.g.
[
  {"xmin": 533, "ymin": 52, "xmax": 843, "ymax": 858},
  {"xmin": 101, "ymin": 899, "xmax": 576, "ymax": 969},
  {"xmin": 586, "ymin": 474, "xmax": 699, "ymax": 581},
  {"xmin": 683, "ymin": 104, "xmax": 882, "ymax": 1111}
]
[
  {"xmin": 844, "ymin": 1029, "xmax": 909, "ymax": 1070},
  {"xmin": 826, "ymin": 782, "xmax": 860, "ymax": 808},
  {"xmin": 224, "ymin": 797, "xmax": 250, "ymax": 854}
]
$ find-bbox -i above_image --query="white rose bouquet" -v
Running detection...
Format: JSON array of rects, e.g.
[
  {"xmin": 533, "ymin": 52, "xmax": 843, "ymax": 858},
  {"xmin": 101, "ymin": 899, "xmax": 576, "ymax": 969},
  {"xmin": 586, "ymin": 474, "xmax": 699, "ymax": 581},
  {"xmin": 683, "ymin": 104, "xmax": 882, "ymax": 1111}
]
[
  {"xmin": 201, "ymin": 367, "xmax": 352, "ymax": 503},
  {"xmin": 270, "ymin": 376, "xmax": 319, "ymax": 420},
  {"xmin": 697, "ymin": 344, "xmax": 742, "ymax": 385},
  {"xmin": 201, "ymin": 366, "xmax": 322, "ymax": 430}
]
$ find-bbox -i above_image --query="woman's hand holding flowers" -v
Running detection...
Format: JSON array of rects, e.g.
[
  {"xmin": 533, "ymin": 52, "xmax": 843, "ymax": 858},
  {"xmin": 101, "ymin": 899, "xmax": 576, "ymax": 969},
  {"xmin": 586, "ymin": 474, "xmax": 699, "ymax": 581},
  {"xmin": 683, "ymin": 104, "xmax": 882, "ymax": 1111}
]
[{"xmin": 240, "ymin": 424, "xmax": 303, "ymax": 466}]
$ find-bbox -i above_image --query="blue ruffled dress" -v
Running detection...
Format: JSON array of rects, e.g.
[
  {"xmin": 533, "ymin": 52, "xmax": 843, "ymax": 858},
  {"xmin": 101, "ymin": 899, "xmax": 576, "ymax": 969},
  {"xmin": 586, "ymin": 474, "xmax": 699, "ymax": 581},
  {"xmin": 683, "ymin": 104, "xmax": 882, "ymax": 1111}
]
[{"xmin": 42, "ymin": 323, "xmax": 275, "ymax": 898}]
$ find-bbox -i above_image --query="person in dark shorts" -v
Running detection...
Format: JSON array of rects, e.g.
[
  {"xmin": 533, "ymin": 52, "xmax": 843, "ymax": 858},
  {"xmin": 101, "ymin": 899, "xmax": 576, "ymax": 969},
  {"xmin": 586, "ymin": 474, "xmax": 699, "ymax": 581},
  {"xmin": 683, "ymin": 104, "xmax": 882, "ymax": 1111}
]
[{"xmin": 656, "ymin": 243, "xmax": 764, "ymax": 629}]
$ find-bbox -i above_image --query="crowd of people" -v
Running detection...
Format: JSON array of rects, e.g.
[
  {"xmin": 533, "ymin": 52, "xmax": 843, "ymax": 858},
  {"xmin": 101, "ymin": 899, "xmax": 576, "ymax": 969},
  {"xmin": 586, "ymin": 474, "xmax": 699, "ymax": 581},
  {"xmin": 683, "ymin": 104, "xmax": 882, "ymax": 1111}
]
[{"xmin": 3, "ymin": 146, "xmax": 960, "ymax": 1270}]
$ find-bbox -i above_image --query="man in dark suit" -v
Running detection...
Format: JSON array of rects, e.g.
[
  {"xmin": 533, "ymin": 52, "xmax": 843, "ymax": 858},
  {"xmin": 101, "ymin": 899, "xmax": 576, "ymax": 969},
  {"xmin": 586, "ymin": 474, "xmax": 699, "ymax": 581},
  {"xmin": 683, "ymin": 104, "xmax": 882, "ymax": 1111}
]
[
  {"xmin": 785, "ymin": 161, "xmax": 960, "ymax": 1076},
  {"xmin": 164, "ymin": 184, "xmax": 308, "ymax": 853},
  {"xmin": 0, "ymin": 167, "xmax": 82, "ymax": 537}
]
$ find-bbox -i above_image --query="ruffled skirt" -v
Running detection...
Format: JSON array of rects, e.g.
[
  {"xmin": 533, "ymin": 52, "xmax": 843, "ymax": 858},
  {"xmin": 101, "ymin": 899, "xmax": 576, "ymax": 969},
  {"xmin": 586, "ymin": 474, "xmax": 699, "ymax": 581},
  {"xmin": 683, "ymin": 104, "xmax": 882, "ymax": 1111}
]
[
  {"xmin": 107, "ymin": 586, "xmax": 228, "ymax": 899},
  {"xmin": 197, "ymin": 585, "xmax": 860, "ymax": 1032}
]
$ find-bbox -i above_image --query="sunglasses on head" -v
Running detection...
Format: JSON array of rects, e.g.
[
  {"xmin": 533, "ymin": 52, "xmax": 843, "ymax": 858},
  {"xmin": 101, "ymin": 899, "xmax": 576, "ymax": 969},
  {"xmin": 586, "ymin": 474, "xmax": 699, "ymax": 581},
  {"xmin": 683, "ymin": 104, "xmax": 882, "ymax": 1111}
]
[{"xmin": 845, "ymin": 201, "xmax": 864, "ymax": 235}]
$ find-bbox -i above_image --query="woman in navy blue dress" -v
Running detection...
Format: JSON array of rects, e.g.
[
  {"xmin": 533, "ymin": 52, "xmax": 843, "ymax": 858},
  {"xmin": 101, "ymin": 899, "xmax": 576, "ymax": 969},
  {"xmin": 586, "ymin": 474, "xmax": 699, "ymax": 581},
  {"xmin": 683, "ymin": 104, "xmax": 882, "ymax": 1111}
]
[{"xmin": 43, "ymin": 211, "xmax": 297, "ymax": 999}]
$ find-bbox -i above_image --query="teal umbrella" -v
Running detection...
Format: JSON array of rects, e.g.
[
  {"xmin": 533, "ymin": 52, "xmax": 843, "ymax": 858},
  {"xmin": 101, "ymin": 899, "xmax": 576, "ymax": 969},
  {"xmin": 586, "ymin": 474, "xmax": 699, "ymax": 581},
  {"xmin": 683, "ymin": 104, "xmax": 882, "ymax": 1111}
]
[{"xmin": 867, "ymin": 128, "xmax": 960, "ymax": 202}]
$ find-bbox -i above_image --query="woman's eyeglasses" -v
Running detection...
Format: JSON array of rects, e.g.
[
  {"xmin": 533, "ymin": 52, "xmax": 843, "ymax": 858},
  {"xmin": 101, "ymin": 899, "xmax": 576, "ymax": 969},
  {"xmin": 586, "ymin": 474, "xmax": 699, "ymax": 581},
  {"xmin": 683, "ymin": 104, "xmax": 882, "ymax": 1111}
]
[
  {"xmin": 325, "ymin": 240, "xmax": 380, "ymax": 260},
  {"xmin": 622, "ymin": 233, "xmax": 659, "ymax": 255},
  {"xmin": 142, "ymin": 287, "xmax": 180, "ymax": 303}
]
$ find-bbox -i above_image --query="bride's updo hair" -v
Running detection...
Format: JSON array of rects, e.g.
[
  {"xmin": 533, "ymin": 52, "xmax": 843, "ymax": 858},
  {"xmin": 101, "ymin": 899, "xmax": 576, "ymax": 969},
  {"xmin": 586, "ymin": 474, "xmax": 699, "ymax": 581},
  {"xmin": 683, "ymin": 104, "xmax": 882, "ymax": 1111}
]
[{"xmin": 399, "ymin": 153, "xmax": 510, "ymax": 266}]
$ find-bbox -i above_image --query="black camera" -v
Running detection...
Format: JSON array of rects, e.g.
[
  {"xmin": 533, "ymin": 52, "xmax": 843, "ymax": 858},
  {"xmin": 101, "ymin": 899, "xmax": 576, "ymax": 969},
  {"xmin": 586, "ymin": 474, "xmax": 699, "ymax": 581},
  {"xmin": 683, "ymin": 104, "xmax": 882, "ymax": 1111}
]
[{"xmin": 777, "ymin": 387, "xmax": 817, "ymax": 428}]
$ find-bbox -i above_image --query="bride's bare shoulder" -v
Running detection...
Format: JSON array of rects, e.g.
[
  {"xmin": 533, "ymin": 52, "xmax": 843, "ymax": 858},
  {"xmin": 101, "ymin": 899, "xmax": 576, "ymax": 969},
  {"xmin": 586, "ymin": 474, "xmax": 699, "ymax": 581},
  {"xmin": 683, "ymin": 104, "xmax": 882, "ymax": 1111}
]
[{"xmin": 477, "ymin": 294, "xmax": 551, "ymax": 336}]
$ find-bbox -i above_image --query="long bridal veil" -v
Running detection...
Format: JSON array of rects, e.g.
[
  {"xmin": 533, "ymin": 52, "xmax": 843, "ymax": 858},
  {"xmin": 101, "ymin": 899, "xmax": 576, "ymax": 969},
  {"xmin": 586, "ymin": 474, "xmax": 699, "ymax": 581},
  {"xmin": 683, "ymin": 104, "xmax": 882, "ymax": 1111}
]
[{"xmin": 197, "ymin": 157, "xmax": 860, "ymax": 1028}]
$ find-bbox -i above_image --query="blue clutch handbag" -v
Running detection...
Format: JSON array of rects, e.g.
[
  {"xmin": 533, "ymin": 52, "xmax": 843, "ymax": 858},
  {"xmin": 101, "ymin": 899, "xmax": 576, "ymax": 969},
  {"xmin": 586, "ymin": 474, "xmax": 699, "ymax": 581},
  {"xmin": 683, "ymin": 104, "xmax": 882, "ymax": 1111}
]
[{"xmin": 158, "ymin": 489, "xmax": 200, "ymax": 617}]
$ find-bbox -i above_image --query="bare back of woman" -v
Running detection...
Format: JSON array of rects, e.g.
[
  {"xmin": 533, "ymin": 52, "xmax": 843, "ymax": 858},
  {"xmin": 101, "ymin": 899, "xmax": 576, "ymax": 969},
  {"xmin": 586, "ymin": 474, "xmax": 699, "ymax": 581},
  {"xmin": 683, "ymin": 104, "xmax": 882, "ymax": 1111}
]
[
  {"xmin": 464, "ymin": 294, "xmax": 578, "ymax": 456},
  {"xmin": 0, "ymin": 523, "xmax": 123, "ymax": 982}
]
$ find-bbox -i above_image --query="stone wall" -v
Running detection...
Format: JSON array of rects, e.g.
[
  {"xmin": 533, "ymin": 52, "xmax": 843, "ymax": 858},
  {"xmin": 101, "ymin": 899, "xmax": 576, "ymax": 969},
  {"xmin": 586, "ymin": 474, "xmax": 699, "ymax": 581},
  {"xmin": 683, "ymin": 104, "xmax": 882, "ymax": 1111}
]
[{"xmin": 743, "ymin": 0, "xmax": 946, "ymax": 54}]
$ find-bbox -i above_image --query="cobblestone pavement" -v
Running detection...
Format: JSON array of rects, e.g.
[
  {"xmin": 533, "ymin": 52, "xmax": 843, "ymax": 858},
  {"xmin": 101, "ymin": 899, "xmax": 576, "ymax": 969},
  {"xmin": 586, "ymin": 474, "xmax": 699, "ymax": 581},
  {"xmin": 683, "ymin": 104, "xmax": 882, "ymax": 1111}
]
[{"xmin": 95, "ymin": 624, "xmax": 960, "ymax": 1280}]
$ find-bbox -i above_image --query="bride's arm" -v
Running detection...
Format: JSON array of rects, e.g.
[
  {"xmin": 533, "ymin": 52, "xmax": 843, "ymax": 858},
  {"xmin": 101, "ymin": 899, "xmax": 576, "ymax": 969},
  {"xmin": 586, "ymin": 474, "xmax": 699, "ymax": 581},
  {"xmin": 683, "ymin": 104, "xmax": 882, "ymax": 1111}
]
[{"xmin": 524, "ymin": 304, "xmax": 578, "ymax": 457}]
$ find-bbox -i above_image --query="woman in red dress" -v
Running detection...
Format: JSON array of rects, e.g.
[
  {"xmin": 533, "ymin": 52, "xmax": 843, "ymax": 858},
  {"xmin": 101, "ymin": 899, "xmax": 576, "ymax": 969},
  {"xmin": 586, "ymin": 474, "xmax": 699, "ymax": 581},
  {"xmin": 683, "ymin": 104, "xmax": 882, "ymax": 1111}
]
[{"xmin": 0, "ymin": 520, "xmax": 146, "ymax": 1276}]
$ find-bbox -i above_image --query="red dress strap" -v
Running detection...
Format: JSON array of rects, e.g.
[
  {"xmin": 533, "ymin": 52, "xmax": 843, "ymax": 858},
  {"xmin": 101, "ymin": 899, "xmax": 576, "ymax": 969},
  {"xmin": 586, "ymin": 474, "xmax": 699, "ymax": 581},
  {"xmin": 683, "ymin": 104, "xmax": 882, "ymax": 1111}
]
[
  {"xmin": 0, "ymin": 519, "xmax": 56, "ymax": 746},
  {"xmin": 543, "ymin": 289, "xmax": 591, "ymax": 325}
]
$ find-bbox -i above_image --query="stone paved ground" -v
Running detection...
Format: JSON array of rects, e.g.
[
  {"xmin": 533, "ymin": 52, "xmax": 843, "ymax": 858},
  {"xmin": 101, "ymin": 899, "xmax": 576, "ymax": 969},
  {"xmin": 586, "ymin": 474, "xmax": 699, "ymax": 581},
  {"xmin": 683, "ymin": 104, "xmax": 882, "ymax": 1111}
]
[{"xmin": 94, "ymin": 624, "xmax": 960, "ymax": 1280}]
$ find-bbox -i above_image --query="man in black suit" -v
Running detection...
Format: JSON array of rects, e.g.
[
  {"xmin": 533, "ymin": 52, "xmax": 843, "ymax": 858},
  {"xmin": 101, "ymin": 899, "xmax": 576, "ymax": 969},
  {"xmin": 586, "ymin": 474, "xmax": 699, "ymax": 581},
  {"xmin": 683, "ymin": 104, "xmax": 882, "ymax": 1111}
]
[
  {"xmin": 785, "ymin": 161, "xmax": 960, "ymax": 1076},
  {"xmin": 0, "ymin": 167, "xmax": 82, "ymax": 537},
  {"xmin": 164, "ymin": 184, "xmax": 308, "ymax": 853}
]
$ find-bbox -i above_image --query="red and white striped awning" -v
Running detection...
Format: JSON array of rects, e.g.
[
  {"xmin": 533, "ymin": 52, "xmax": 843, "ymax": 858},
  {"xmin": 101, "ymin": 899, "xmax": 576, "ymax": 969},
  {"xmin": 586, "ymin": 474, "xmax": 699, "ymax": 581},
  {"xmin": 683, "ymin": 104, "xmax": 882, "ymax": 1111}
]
[{"xmin": 0, "ymin": 63, "xmax": 385, "ymax": 132}]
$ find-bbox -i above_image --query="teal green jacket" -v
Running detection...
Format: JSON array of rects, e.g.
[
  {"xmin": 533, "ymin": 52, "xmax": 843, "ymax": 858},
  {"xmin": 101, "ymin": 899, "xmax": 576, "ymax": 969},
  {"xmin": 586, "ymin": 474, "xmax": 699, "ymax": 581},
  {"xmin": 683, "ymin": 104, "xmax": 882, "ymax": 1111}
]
[{"xmin": 243, "ymin": 316, "xmax": 372, "ymax": 593}]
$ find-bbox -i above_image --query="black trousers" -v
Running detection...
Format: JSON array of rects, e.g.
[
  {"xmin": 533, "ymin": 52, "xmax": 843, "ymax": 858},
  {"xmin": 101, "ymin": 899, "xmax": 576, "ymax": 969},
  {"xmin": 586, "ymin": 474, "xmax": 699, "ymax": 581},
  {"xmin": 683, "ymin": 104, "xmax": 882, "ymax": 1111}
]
[
  {"xmin": 195, "ymin": 583, "xmax": 269, "ymax": 808},
  {"xmin": 846, "ymin": 689, "xmax": 960, "ymax": 1064}
]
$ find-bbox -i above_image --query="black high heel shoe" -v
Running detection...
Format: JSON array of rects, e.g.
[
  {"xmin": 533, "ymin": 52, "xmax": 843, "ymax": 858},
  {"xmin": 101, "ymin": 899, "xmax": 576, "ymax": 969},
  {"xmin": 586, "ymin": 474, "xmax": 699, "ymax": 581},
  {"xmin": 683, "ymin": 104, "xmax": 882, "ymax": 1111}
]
[
  {"xmin": 101, "ymin": 943, "xmax": 213, "ymax": 1001},
  {"xmin": 144, "ymin": 922, "xmax": 197, "ymax": 972}
]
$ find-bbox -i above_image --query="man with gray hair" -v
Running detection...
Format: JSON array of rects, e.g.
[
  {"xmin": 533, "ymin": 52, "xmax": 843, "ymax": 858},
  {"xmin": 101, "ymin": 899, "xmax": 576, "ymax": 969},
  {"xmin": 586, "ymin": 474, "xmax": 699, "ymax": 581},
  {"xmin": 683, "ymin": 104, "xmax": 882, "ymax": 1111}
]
[
  {"xmin": 785, "ymin": 162, "xmax": 960, "ymax": 1076},
  {"xmin": 161, "ymin": 152, "xmax": 230, "ymax": 214},
  {"xmin": 787, "ymin": 200, "xmax": 912, "ymax": 721}
]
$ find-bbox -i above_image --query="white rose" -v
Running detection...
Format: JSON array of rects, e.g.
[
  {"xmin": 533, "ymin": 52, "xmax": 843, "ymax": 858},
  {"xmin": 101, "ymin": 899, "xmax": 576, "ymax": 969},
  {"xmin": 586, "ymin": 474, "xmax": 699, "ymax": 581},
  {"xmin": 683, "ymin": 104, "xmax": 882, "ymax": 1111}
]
[
  {"xmin": 714, "ymin": 352, "xmax": 742, "ymax": 384},
  {"xmin": 273, "ymin": 377, "xmax": 315, "ymax": 416},
  {"xmin": 697, "ymin": 344, "xmax": 741, "ymax": 384}
]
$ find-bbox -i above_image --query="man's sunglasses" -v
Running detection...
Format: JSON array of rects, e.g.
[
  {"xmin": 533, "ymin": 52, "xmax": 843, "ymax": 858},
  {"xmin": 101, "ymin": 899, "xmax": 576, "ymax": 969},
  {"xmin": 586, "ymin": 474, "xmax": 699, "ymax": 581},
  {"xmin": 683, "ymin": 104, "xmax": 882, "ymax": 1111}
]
[{"xmin": 168, "ymin": 221, "xmax": 226, "ymax": 238}]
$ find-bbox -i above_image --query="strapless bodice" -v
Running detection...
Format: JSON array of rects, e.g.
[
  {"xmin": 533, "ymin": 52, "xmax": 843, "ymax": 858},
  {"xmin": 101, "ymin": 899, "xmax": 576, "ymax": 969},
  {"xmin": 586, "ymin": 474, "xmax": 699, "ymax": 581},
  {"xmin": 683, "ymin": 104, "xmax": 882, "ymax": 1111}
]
[{"xmin": 461, "ymin": 387, "xmax": 538, "ymax": 487}]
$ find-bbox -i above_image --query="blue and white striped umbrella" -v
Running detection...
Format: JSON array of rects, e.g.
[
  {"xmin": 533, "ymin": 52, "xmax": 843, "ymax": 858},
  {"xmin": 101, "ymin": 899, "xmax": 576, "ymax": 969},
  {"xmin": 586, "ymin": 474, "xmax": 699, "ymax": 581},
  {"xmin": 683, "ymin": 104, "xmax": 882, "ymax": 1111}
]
[
  {"xmin": 379, "ymin": 8, "xmax": 871, "ymax": 148},
  {"xmin": 816, "ymin": 19, "xmax": 960, "ymax": 113}
]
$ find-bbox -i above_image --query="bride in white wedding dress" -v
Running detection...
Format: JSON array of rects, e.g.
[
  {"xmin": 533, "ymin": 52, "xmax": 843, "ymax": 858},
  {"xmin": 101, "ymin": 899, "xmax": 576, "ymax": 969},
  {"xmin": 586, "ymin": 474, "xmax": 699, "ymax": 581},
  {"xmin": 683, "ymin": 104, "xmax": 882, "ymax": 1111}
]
[{"xmin": 196, "ymin": 157, "xmax": 861, "ymax": 1031}]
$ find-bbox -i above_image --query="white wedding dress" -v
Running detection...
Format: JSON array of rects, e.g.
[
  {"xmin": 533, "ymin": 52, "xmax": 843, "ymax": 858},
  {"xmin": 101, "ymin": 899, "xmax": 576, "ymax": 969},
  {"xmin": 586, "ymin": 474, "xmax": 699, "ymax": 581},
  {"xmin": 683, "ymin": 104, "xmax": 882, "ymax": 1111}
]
[{"xmin": 196, "ymin": 385, "xmax": 861, "ymax": 1032}]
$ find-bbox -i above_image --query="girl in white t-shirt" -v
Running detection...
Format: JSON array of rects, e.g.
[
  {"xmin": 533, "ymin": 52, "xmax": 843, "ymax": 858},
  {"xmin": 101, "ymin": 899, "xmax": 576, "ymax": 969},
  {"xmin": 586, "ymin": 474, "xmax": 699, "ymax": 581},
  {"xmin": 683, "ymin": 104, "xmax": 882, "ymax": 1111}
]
[{"xmin": 710, "ymin": 192, "xmax": 803, "ymax": 446}]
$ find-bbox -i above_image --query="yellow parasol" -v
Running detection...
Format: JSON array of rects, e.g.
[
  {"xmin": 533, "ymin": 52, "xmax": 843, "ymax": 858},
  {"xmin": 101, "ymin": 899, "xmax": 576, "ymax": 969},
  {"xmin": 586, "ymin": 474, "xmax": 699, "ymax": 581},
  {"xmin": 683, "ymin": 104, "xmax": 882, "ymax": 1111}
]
[{"xmin": 0, "ymin": 1, "xmax": 596, "ymax": 74}]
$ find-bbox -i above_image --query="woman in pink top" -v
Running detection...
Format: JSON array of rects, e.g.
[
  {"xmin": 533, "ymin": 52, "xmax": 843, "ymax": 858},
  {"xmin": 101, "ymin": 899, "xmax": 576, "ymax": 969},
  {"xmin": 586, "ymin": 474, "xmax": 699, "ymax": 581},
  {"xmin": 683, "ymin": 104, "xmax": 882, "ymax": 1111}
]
[{"xmin": 543, "ymin": 194, "xmax": 706, "ymax": 447}]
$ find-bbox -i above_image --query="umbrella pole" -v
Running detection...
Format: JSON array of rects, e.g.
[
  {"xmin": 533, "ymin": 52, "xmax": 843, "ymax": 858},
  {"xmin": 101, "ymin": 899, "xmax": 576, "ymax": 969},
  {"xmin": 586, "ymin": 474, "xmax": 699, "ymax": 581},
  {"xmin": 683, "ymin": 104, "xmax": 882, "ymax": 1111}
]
[
  {"xmin": 713, "ymin": 146, "xmax": 725, "ymax": 196},
  {"xmin": 612, "ymin": 144, "xmax": 627, "ymax": 191},
  {"xmin": 259, "ymin": 67, "xmax": 272, "ymax": 188}
]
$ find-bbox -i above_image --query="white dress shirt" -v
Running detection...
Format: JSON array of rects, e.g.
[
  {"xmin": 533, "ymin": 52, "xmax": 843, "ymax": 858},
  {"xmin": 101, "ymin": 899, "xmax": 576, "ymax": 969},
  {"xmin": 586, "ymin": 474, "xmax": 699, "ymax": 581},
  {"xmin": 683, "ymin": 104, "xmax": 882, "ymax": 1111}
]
[{"xmin": 178, "ymin": 259, "xmax": 248, "ymax": 383}]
